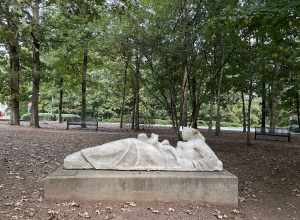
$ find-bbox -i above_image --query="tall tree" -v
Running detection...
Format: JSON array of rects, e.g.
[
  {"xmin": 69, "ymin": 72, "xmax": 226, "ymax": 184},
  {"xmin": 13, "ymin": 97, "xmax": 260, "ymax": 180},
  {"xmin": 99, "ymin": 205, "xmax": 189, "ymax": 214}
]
[
  {"xmin": 30, "ymin": 0, "xmax": 41, "ymax": 128},
  {"xmin": 81, "ymin": 47, "xmax": 88, "ymax": 127},
  {"xmin": 0, "ymin": 1, "xmax": 22, "ymax": 125}
]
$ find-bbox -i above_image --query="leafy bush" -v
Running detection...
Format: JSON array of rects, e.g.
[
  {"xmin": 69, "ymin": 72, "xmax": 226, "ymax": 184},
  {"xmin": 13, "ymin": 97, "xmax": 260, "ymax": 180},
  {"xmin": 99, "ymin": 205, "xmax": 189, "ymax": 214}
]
[
  {"xmin": 56, "ymin": 114, "xmax": 81, "ymax": 122},
  {"xmin": 21, "ymin": 113, "xmax": 56, "ymax": 121},
  {"xmin": 198, "ymin": 120, "xmax": 208, "ymax": 127},
  {"xmin": 103, "ymin": 117, "xmax": 120, "ymax": 123},
  {"xmin": 221, "ymin": 121, "xmax": 242, "ymax": 128},
  {"xmin": 153, "ymin": 119, "xmax": 170, "ymax": 125}
]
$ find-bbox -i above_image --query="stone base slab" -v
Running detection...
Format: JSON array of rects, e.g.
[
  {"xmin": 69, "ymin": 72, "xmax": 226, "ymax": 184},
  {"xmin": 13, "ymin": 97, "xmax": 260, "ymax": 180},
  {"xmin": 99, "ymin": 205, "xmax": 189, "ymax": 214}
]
[{"xmin": 44, "ymin": 167, "xmax": 238, "ymax": 207}]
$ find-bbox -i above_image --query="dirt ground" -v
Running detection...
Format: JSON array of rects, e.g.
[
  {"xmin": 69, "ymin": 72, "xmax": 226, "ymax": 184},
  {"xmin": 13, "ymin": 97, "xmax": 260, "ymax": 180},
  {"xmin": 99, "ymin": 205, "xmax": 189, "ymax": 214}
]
[{"xmin": 0, "ymin": 122, "xmax": 299, "ymax": 220}]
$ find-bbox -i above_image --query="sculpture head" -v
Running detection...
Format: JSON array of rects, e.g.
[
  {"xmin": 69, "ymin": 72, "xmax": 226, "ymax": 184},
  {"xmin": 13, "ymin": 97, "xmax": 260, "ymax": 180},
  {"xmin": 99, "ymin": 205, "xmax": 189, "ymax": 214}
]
[
  {"xmin": 181, "ymin": 127, "xmax": 205, "ymax": 142},
  {"xmin": 177, "ymin": 140, "xmax": 222, "ymax": 170}
]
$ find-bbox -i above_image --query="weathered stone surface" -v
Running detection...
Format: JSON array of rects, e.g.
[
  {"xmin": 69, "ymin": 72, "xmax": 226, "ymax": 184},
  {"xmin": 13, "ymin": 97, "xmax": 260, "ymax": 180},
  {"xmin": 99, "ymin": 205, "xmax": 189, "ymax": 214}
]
[
  {"xmin": 64, "ymin": 127, "xmax": 223, "ymax": 171},
  {"xmin": 44, "ymin": 167, "xmax": 238, "ymax": 207}
]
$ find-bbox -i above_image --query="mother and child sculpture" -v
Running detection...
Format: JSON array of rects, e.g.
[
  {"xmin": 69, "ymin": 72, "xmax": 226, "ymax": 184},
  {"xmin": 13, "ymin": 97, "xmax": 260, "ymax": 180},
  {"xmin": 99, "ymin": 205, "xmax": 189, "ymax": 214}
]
[{"xmin": 64, "ymin": 127, "xmax": 223, "ymax": 171}]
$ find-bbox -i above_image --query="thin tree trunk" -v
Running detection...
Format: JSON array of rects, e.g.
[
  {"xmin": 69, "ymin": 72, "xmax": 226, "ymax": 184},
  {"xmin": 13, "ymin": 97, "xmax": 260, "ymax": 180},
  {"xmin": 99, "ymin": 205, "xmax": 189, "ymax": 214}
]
[
  {"xmin": 215, "ymin": 34, "xmax": 225, "ymax": 136},
  {"xmin": 58, "ymin": 77, "xmax": 63, "ymax": 123},
  {"xmin": 170, "ymin": 91, "xmax": 178, "ymax": 128},
  {"xmin": 8, "ymin": 36, "xmax": 20, "ymax": 126},
  {"xmin": 269, "ymin": 88, "xmax": 273, "ymax": 129},
  {"xmin": 131, "ymin": 97, "xmax": 136, "ymax": 129},
  {"xmin": 247, "ymin": 94, "xmax": 253, "ymax": 145},
  {"xmin": 30, "ymin": 0, "xmax": 40, "ymax": 128},
  {"xmin": 215, "ymin": 70, "xmax": 224, "ymax": 136},
  {"xmin": 261, "ymin": 80, "xmax": 266, "ymax": 131},
  {"xmin": 208, "ymin": 97, "xmax": 214, "ymax": 132},
  {"xmin": 180, "ymin": 65, "xmax": 189, "ymax": 127},
  {"xmin": 269, "ymin": 86, "xmax": 279, "ymax": 129},
  {"xmin": 120, "ymin": 57, "xmax": 129, "ymax": 128},
  {"xmin": 241, "ymin": 91, "xmax": 246, "ymax": 133},
  {"xmin": 247, "ymin": 80, "xmax": 254, "ymax": 145},
  {"xmin": 81, "ymin": 47, "xmax": 88, "ymax": 128},
  {"xmin": 171, "ymin": 95, "xmax": 181, "ymax": 140},
  {"xmin": 296, "ymin": 93, "xmax": 300, "ymax": 129},
  {"xmin": 269, "ymin": 74, "xmax": 279, "ymax": 129},
  {"xmin": 134, "ymin": 52, "xmax": 140, "ymax": 130},
  {"xmin": 190, "ymin": 75, "xmax": 200, "ymax": 129}
]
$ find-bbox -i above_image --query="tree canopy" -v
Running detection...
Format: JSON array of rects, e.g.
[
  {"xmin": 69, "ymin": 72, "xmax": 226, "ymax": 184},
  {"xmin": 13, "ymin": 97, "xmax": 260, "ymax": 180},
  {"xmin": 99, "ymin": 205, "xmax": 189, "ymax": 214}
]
[{"xmin": 0, "ymin": 0, "xmax": 299, "ymax": 140}]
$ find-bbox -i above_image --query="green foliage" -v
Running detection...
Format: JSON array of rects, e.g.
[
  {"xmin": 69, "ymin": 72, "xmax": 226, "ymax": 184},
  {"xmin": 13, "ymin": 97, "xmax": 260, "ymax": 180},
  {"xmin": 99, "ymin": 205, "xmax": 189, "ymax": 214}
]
[
  {"xmin": 0, "ymin": 0, "xmax": 299, "ymax": 130},
  {"xmin": 21, "ymin": 113, "xmax": 56, "ymax": 121},
  {"xmin": 56, "ymin": 114, "xmax": 81, "ymax": 122}
]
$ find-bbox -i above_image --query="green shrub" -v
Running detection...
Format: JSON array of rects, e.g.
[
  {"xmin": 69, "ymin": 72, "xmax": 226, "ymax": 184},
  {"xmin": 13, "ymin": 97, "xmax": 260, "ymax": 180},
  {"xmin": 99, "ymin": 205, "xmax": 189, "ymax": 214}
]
[
  {"xmin": 197, "ymin": 120, "xmax": 208, "ymax": 127},
  {"xmin": 56, "ymin": 114, "xmax": 81, "ymax": 122},
  {"xmin": 153, "ymin": 119, "xmax": 171, "ymax": 125},
  {"xmin": 21, "ymin": 113, "xmax": 56, "ymax": 121},
  {"xmin": 221, "ymin": 121, "xmax": 241, "ymax": 127},
  {"xmin": 103, "ymin": 117, "xmax": 121, "ymax": 123}
]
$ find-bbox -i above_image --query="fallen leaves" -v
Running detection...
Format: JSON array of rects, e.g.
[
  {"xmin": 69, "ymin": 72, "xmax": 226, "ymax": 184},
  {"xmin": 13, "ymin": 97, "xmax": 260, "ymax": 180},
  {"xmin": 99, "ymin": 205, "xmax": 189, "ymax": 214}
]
[
  {"xmin": 47, "ymin": 209, "xmax": 59, "ymax": 220},
  {"xmin": 147, "ymin": 207, "xmax": 159, "ymax": 214},
  {"xmin": 78, "ymin": 211, "xmax": 90, "ymax": 218},
  {"xmin": 214, "ymin": 210, "xmax": 228, "ymax": 219},
  {"xmin": 0, "ymin": 125, "xmax": 300, "ymax": 220}
]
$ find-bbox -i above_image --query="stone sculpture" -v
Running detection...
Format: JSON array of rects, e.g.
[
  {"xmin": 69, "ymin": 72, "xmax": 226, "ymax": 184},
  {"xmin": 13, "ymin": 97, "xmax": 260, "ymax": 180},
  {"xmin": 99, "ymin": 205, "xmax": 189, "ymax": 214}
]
[{"xmin": 64, "ymin": 127, "xmax": 223, "ymax": 171}]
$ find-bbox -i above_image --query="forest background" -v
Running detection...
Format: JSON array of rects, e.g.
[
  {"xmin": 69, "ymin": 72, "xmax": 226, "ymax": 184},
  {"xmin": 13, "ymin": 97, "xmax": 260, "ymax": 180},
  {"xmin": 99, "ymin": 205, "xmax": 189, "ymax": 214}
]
[{"xmin": 0, "ymin": 0, "xmax": 299, "ymax": 140}]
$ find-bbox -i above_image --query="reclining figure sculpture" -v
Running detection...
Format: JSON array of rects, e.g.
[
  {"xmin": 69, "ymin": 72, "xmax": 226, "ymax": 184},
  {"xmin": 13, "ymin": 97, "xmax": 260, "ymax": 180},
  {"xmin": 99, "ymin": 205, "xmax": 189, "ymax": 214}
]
[{"xmin": 64, "ymin": 127, "xmax": 223, "ymax": 171}]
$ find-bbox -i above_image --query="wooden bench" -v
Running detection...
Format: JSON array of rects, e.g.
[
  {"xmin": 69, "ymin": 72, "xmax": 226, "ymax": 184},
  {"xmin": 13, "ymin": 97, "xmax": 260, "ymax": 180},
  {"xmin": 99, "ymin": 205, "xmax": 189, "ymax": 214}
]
[
  {"xmin": 254, "ymin": 127, "xmax": 291, "ymax": 142},
  {"xmin": 66, "ymin": 120, "xmax": 99, "ymax": 131}
]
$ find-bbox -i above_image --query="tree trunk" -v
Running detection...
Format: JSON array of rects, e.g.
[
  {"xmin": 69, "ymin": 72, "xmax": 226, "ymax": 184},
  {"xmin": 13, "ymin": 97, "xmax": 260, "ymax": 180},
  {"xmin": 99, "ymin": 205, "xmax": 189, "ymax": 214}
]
[
  {"xmin": 120, "ymin": 57, "xmax": 129, "ymax": 129},
  {"xmin": 134, "ymin": 52, "xmax": 140, "ymax": 130},
  {"xmin": 81, "ymin": 47, "xmax": 88, "ymax": 128},
  {"xmin": 131, "ymin": 50, "xmax": 140, "ymax": 130},
  {"xmin": 247, "ymin": 80, "xmax": 254, "ymax": 146},
  {"xmin": 215, "ymin": 69, "xmax": 224, "ymax": 136},
  {"xmin": 170, "ymin": 90, "xmax": 178, "ymax": 128},
  {"xmin": 246, "ymin": 94, "xmax": 253, "ymax": 145},
  {"xmin": 179, "ymin": 65, "xmax": 189, "ymax": 128},
  {"xmin": 8, "ymin": 36, "xmax": 20, "ymax": 126},
  {"xmin": 131, "ymin": 97, "xmax": 136, "ymax": 129},
  {"xmin": 215, "ymin": 34, "xmax": 225, "ymax": 136},
  {"xmin": 268, "ymin": 84, "xmax": 273, "ymax": 128},
  {"xmin": 241, "ymin": 91, "xmax": 246, "ymax": 133},
  {"xmin": 30, "ymin": 0, "xmax": 40, "ymax": 128},
  {"xmin": 170, "ymin": 80, "xmax": 181, "ymax": 139},
  {"xmin": 208, "ymin": 97, "xmax": 214, "ymax": 132},
  {"xmin": 269, "ymin": 82, "xmax": 279, "ymax": 129},
  {"xmin": 58, "ymin": 77, "xmax": 63, "ymax": 123},
  {"xmin": 296, "ymin": 93, "xmax": 300, "ymax": 129},
  {"xmin": 190, "ymin": 75, "xmax": 200, "ymax": 129},
  {"xmin": 261, "ymin": 80, "xmax": 266, "ymax": 131}
]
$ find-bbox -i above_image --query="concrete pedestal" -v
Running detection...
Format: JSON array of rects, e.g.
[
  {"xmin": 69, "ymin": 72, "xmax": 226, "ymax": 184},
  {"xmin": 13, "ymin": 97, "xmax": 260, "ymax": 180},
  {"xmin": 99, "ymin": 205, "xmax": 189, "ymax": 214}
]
[{"xmin": 44, "ymin": 167, "xmax": 238, "ymax": 207}]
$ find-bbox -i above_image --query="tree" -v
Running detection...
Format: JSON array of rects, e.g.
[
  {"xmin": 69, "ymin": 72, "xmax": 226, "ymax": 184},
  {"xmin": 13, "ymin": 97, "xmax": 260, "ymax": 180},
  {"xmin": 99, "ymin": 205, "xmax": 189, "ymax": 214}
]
[
  {"xmin": 0, "ymin": 1, "xmax": 23, "ymax": 125},
  {"xmin": 30, "ymin": 0, "xmax": 41, "ymax": 128}
]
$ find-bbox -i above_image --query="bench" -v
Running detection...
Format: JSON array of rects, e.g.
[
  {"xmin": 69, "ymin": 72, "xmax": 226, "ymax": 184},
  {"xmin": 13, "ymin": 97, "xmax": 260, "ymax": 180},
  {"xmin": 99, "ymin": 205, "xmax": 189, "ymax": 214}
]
[
  {"xmin": 66, "ymin": 120, "xmax": 99, "ymax": 131},
  {"xmin": 254, "ymin": 127, "xmax": 291, "ymax": 142}
]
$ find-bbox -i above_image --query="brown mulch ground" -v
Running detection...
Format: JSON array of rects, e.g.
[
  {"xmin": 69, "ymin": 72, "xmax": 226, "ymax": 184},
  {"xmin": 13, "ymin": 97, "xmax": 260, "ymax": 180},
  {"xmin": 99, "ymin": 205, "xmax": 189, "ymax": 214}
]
[{"xmin": 0, "ymin": 122, "xmax": 299, "ymax": 220}]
